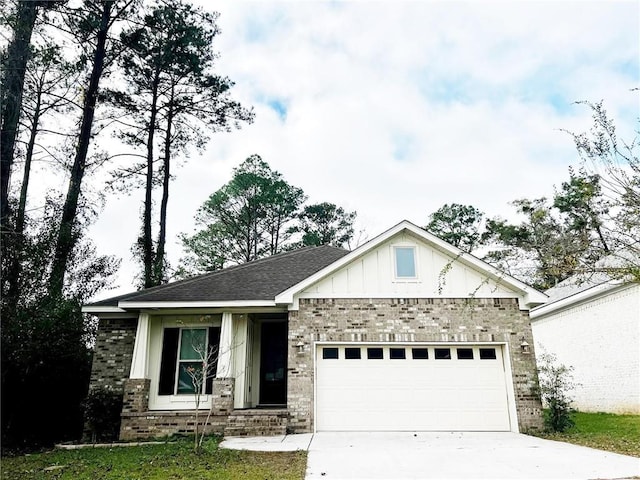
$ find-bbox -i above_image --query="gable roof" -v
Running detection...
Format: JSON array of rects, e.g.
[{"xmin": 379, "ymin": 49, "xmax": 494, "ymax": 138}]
[
  {"xmin": 85, "ymin": 220, "xmax": 548, "ymax": 313},
  {"xmin": 275, "ymin": 220, "xmax": 548, "ymax": 308},
  {"xmin": 84, "ymin": 245, "xmax": 349, "ymax": 311}
]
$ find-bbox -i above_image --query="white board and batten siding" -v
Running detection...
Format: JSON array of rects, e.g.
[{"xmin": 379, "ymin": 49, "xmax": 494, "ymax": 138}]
[{"xmin": 297, "ymin": 233, "xmax": 515, "ymax": 301}]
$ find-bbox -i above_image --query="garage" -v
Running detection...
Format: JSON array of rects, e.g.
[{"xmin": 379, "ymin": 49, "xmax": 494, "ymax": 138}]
[{"xmin": 315, "ymin": 344, "xmax": 512, "ymax": 431}]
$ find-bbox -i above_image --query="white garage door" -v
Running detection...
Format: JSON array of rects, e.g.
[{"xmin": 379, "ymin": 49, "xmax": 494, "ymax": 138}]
[{"xmin": 315, "ymin": 344, "xmax": 512, "ymax": 431}]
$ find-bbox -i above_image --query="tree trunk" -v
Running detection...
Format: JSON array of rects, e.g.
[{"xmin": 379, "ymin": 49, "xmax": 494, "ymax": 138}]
[
  {"xmin": 154, "ymin": 91, "xmax": 174, "ymax": 286},
  {"xmin": 1, "ymin": 1, "xmax": 38, "ymax": 236},
  {"xmin": 273, "ymin": 214, "xmax": 282, "ymax": 254},
  {"xmin": 5, "ymin": 91, "xmax": 43, "ymax": 305},
  {"xmin": 142, "ymin": 71, "xmax": 161, "ymax": 289},
  {"xmin": 16, "ymin": 93, "xmax": 42, "ymax": 241},
  {"xmin": 594, "ymin": 222, "xmax": 610, "ymax": 254},
  {"xmin": 48, "ymin": 1, "xmax": 113, "ymax": 298}
]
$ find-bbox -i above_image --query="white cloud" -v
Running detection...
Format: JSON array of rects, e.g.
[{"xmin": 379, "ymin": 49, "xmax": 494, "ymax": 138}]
[{"xmin": 79, "ymin": 0, "xmax": 639, "ymax": 299}]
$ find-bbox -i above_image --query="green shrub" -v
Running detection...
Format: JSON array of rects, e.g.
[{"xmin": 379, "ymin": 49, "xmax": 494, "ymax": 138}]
[
  {"xmin": 83, "ymin": 387, "xmax": 123, "ymax": 442},
  {"xmin": 536, "ymin": 352, "xmax": 577, "ymax": 432}
]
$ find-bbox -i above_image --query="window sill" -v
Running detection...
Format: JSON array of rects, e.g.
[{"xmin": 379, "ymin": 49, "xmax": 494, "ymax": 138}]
[
  {"xmin": 168, "ymin": 394, "xmax": 209, "ymax": 403},
  {"xmin": 149, "ymin": 394, "xmax": 211, "ymax": 410}
]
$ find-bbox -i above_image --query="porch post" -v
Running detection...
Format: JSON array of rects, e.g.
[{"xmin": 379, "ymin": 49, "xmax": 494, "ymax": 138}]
[
  {"xmin": 217, "ymin": 312, "xmax": 233, "ymax": 378},
  {"xmin": 129, "ymin": 312, "xmax": 150, "ymax": 379},
  {"xmin": 233, "ymin": 314, "xmax": 249, "ymax": 409}
]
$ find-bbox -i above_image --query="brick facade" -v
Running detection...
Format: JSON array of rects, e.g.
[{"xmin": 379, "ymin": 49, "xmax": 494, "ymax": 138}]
[
  {"xmin": 84, "ymin": 317, "xmax": 137, "ymax": 440},
  {"xmin": 287, "ymin": 297, "xmax": 543, "ymax": 433},
  {"xmin": 224, "ymin": 409, "xmax": 288, "ymax": 437},
  {"xmin": 88, "ymin": 317, "xmax": 138, "ymax": 393},
  {"xmin": 89, "ymin": 297, "xmax": 543, "ymax": 440},
  {"xmin": 119, "ymin": 378, "xmax": 235, "ymax": 441},
  {"xmin": 532, "ymin": 283, "xmax": 640, "ymax": 414}
]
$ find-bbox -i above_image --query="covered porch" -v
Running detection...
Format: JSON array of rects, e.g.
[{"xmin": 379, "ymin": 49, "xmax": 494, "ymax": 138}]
[{"xmin": 119, "ymin": 309, "xmax": 290, "ymax": 440}]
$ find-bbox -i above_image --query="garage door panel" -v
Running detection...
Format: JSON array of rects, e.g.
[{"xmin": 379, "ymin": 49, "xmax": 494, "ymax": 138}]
[{"xmin": 316, "ymin": 344, "xmax": 511, "ymax": 431}]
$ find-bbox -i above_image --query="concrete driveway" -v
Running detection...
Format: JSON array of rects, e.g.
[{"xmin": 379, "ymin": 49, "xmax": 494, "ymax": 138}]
[{"xmin": 305, "ymin": 432, "xmax": 640, "ymax": 480}]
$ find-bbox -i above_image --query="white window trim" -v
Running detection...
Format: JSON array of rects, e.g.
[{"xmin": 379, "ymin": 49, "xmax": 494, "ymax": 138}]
[
  {"xmin": 391, "ymin": 244, "xmax": 419, "ymax": 282},
  {"xmin": 148, "ymin": 315, "xmax": 222, "ymax": 410}
]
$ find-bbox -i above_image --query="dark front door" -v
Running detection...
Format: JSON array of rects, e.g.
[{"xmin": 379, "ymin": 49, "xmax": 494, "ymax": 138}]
[{"xmin": 259, "ymin": 321, "xmax": 287, "ymax": 405}]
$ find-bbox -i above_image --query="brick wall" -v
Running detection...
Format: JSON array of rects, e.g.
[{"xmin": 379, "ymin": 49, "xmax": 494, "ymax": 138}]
[
  {"xmin": 121, "ymin": 378, "xmax": 150, "ymax": 414},
  {"xmin": 288, "ymin": 297, "xmax": 543, "ymax": 433},
  {"xmin": 84, "ymin": 317, "xmax": 137, "ymax": 440},
  {"xmin": 120, "ymin": 411, "xmax": 228, "ymax": 441},
  {"xmin": 119, "ymin": 378, "xmax": 234, "ymax": 440},
  {"xmin": 211, "ymin": 378, "xmax": 235, "ymax": 415},
  {"xmin": 532, "ymin": 284, "xmax": 640, "ymax": 414},
  {"xmin": 88, "ymin": 317, "xmax": 138, "ymax": 393},
  {"xmin": 224, "ymin": 409, "xmax": 288, "ymax": 437}
]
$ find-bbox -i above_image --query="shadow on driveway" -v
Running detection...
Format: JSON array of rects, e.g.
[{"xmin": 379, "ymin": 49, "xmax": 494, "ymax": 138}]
[{"xmin": 305, "ymin": 432, "xmax": 640, "ymax": 479}]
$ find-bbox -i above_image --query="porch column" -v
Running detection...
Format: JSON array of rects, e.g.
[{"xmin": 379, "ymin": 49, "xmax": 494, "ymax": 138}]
[
  {"xmin": 232, "ymin": 314, "xmax": 249, "ymax": 409},
  {"xmin": 217, "ymin": 312, "xmax": 233, "ymax": 378},
  {"xmin": 129, "ymin": 312, "xmax": 150, "ymax": 379}
]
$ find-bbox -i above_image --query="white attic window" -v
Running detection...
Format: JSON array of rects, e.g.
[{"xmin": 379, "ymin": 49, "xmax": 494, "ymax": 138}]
[{"xmin": 394, "ymin": 246, "xmax": 417, "ymax": 279}]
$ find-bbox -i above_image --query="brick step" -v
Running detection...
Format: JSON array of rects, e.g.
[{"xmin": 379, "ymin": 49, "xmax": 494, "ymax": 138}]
[{"xmin": 224, "ymin": 409, "xmax": 288, "ymax": 437}]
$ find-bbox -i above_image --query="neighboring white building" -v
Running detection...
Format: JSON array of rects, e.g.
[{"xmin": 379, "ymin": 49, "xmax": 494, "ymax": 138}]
[{"xmin": 531, "ymin": 276, "xmax": 640, "ymax": 414}]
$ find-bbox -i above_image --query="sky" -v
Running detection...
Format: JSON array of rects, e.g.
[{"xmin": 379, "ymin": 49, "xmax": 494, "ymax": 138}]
[{"xmin": 83, "ymin": 0, "xmax": 639, "ymax": 300}]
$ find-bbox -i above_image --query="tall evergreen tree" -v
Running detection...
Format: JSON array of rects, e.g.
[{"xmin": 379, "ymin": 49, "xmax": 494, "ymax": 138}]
[
  {"xmin": 177, "ymin": 155, "xmax": 305, "ymax": 277},
  {"xmin": 1, "ymin": 0, "xmax": 40, "ymax": 236},
  {"xmin": 425, "ymin": 203, "xmax": 484, "ymax": 252},
  {"xmin": 289, "ymin": 202, "xmax": 357, "ymax": 249},
  {"xmin": 49, "ymin": 0, "xmax": 137, "ymax": 298},
  {"xmin": 4, "ymin": 43, "xmax": 81, "ymax": 309},
  {"xmin": 1, "ymin": 0, "xmax": 64, "ymax": 304},
  {"xmin": 109, "ymin": 0, "xmax": 253, "ymax": 288}
]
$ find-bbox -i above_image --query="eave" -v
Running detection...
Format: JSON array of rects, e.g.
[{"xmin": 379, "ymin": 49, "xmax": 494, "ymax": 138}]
[
  {"xmin": 118, "ymin": 300, "xmax": 278, "ymax": 309},
  {"xmin": 530, "ymin": 280, "xmax": 629, "ymax": 319}
]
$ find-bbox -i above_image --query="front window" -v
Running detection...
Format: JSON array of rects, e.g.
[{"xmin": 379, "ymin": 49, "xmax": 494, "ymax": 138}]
[
  {"xmin": 159, "ymin": 326, "xmax": 220, "ymax": 396},
  {"xmin": 394, "ymin": 246, "xmax": 416, "ymax": 278},
  {"xmin": 177, "ymin": 329, "xmax": 207, "ymax": 394}
]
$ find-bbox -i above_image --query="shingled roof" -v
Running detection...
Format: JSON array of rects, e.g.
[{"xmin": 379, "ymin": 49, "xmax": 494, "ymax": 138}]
[{"xmin": 87, "ymin": 245, "xmax": 349, "ymax": 307}]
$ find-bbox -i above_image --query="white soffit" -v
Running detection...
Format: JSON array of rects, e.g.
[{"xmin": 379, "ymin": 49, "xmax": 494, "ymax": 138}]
[
  {"xmin": 81, "ymin": 306, "xmax": 127, "ymax": 313},
  {"xmin": 117, "ymin": 300, "xmax": 278, "ymax": 309}
]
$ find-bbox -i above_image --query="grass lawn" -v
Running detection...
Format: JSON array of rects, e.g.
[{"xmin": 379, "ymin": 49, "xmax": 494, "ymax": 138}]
[
  {"xmin": 0, "ymin": 437, "xmax": 307, "ymax": 480},
  {"xmin": 534, "ymin": 411, "xmax": 640, "ymax": 457}
]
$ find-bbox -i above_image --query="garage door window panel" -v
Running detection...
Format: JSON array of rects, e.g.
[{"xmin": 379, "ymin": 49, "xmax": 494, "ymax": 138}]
[
  {"xmin": 367, "ymin": 347, "xmax": 384, "ymax": 359},
  {"xmin": 411, "ymin": 348, "xmax": 429, "ymax": 359},
  {"xmin": 434, "ymin": 348, "xmax": 451, "ymax": 359},
  {"xmin": 390, "ymin": 348, "xmax": 406, "ymax": 359},
  {"xmin": 323, "ymin": 347, "xmax": 339, "ymax": 359},
  {"xmin": 457, "ymin": 348, "xmax": 474, "ymax": 360},
  {"xmin": 345, "ymin": 347, "xmax": 361, "ymax": 359},
  {"xmin": 480, "ymin": 348, "xmax": 497, "ymax": 360}
]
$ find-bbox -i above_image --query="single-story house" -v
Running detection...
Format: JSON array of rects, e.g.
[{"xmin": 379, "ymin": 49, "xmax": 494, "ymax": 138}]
[
  {"xmin": 530, "ymin": 272, "xmax": 640, "ymax": 414},
  {"xmin": 83, "ymin": 220, "xmax": 546, "ymax": 439}
]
